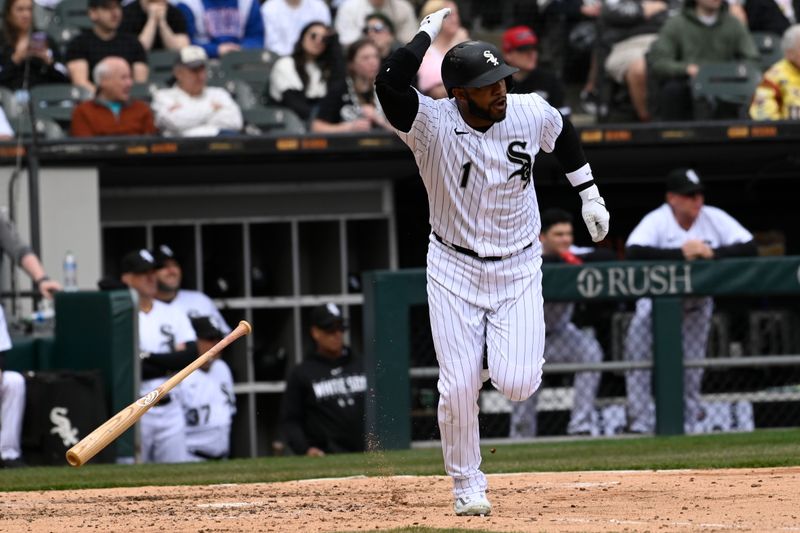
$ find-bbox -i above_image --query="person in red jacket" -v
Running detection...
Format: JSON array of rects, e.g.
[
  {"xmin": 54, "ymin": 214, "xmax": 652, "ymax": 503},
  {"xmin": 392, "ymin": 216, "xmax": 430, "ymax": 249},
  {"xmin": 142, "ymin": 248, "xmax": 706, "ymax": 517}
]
[{"xmin": 71, "ymin": 55, "xmax": 157, "ymax": 137}]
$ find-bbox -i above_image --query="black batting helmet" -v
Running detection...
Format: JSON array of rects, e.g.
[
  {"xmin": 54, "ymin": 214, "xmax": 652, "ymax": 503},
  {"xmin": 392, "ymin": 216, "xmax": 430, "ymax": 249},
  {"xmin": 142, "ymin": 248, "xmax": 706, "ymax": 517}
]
[{"xmin": 441, "ymin": 40, "xmax": 518, "ymax": 98}]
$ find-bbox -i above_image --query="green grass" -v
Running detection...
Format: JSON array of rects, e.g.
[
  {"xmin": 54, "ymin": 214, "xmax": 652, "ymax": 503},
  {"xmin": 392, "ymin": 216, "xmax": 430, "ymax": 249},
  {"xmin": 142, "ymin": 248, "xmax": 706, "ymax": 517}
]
[{"xmin": 2, "ymin": 428, "xmax": 799, "ymax": 492}]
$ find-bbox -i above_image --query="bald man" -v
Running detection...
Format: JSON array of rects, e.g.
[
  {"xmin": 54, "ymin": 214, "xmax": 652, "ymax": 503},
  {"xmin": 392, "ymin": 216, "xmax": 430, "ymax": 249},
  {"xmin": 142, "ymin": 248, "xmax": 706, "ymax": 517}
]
[{"xmin": 71, "ymin": 56, "xmax": 157, "ymax": 137}]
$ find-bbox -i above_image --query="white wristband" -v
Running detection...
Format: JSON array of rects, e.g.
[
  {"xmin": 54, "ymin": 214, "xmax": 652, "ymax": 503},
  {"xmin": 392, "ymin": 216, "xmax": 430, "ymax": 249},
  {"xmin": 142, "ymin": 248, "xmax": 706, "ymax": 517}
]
[
  {"xmin": 566, "ymin": 162, "xmax": 594, "ymax": 188},
  {"xmin": 579, "ymin": 184, "xmax": 601, "ymax": 203}
]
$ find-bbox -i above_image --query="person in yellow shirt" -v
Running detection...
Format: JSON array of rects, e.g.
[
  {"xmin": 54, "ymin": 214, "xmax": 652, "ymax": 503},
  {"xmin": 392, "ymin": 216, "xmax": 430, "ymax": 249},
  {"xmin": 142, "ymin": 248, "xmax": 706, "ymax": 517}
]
[{"xmin": 749, "ymin": 25, "xmax": 800, "ymax": 120}]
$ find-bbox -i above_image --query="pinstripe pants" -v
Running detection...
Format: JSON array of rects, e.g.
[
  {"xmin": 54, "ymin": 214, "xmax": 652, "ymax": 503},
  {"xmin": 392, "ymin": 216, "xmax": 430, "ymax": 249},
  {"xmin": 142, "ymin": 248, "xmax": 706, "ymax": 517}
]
[{"xmin": 427, "ymin": 238, "xmax": 545, "ymax": 498}]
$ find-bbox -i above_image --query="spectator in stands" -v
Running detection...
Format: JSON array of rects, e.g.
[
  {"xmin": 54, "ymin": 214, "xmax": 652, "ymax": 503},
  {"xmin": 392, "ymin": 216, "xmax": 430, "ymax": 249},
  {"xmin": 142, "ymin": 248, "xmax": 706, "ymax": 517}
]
[
  {"xmin": 416, "ymin": 0, "xmax": 469, "ymax": 99},
  {"xmin": 268, "ymin": 22, "xmax": 343, "ymax": 122},
  {"xmin": 363, "ymin": 12, "xmax": 400, "ymax": 64},
  {"xmin": 744, "ymin": 0, "xmax": 797, "ymax": 35},
  {"xmin": 152, "ymin": 45, "xmax": 243, "ymax": 137},
  {"xmin": 311, "ymin": 38, "xmax": 389, "ymax": 132},
  {"xmin": 0, "ymin": 212, "xmax": 61, "ymax": 469},
  {"xmin": 280, "ymin": 303, "xmax": 366, "ymax": 456},
  {"xmin": 120, "ymin": 0, "xmax": 190, "ymax": 52},
  {"xmin": 177, "ymin": 0, "xmax": 265, "ymax": 58},
  {"xmin": 510, "ymin": 208, "xmax": 611, "ymax": 438},
  {"xmin": 70, "ymin": 56, "xmax": 157, "ymax": 136},
  {"xmin": 261, "ymin": 0, "xmax": 332, "ymax": 57},
  {"xmin": 65, "ymin": 0, "xmax": 148, "ymax": 94},
  {"xmin": 598, "ymin": 0, "xmax": 672, "ymax": 122},
  {"xmin": 502, "ymin": 25, "xmax": 570, "ymax": 117},
  {"xmin": 120, "ymin": 248, "xmax": 196, "ymax": 463},
  {"xmin": 152, "ymin": 244, "xmax": 232, "ymax": 335},
  {"xmin": 0, "ymin": 107, "xmax": 13, "ymax": 139},
  {"xmin": 334, "ymin": 0, "xmax": 417, "ymax": 46},
  {"xmin": 648, "ymin": 0, "xmax": 759, "ymax": 120},
  {"xmin": 623, "ymin": 168, "xmax": 758, "ymax": 434},
  {"xmin": 181, "ymin": 316, "xmax": 236, "ymax": 461},
  {"xmin": 0, "ymin": 0, "xmax": 68, "ymax": 90},
  {"xmin": 749, "ymin": 24, "xmax": 800, "ymax": 119}
]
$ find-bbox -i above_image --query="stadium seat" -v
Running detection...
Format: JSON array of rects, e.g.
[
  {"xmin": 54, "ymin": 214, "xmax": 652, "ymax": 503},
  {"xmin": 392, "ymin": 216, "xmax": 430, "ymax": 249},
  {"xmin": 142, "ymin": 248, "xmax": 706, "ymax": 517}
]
[
  {"xmin": 148, "ymin": 50, "xmax": 179, "ymax": 84},
  {"xmin": 29, "ymin": 84, "xmax": 92, "ymax": 128},
  {"xmin": 208, "ymin": 78, "xmax": 259, "ymax": 110},
  {"xmin": 47, "ymin": 0, "xmax": 90, "ymax": 53},
  {"xmin": 13, "ymin": 115, "xmax": 66, "ymax": 140},
  {"xmin": 751, "ymin": 32, "xmax": 783, "ymax": 71},
  {"xmin": 242, "ymin": 105, "xmax": 305, "ymax": 135},
  {"xmin": 219, "ymin": 50, "xmax": 275, "ymax": 103},
  {"xmin": 691, "ymin": 62, "xmax": 762, "ymax": 119},
  {"xmin": 130, "ymin": 82, "xmax": 164, "ymax": 103}
]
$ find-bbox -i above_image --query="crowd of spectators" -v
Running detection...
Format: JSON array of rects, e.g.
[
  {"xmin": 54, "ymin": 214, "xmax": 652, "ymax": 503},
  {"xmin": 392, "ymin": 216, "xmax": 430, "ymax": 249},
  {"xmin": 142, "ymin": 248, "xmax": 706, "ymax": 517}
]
[{"xmin": 0, "ymin": 0, "xmax": 797, "ymax": 141}]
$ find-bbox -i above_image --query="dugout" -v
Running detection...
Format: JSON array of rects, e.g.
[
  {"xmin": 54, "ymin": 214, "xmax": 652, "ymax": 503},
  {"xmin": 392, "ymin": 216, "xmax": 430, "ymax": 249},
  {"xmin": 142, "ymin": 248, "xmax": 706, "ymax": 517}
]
[{"xmin": 0, "ymin": 119, "xmax": 799, "ymax": 458}]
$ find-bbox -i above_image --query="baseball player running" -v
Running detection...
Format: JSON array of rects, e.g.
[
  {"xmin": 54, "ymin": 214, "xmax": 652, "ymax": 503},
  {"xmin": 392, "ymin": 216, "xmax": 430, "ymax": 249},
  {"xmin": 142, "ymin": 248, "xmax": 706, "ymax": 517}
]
[{"xmin": 375, "ymin": 8, "xmax": 610, "ymax": 516}]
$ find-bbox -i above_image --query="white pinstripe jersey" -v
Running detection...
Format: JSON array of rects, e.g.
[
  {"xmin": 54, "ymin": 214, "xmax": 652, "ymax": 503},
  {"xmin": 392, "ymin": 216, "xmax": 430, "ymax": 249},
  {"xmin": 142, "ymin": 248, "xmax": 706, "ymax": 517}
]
[{"xmin": 395, "ymin": 90, "xmax": 564, "ymax": 258}]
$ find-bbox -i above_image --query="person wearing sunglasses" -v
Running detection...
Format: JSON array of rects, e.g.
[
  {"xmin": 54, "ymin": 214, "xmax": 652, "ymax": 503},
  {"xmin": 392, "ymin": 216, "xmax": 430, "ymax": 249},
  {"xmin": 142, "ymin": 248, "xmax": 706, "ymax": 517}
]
[
  {"xmin": 268, "ymin": 21, "xmax": 344, "ymax": 122},
  {"xmin": 362, "ymin": 12, "xmax": 399, "ymax": 63}
]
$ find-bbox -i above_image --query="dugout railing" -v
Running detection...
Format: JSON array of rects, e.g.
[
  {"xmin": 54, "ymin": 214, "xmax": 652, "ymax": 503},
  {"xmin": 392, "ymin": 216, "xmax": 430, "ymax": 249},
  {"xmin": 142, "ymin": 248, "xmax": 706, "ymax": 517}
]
[{"xmin": 363, "ymin": 256, "xmax": 800, "ymax": 450}]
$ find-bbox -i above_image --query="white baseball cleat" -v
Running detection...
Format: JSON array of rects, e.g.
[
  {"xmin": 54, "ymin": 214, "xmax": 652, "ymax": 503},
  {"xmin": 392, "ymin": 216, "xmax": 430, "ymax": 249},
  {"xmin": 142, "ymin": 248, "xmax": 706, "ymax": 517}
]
[{"xmin": 454, "ymin": 493, "xmax": 492, "ymax": 516}]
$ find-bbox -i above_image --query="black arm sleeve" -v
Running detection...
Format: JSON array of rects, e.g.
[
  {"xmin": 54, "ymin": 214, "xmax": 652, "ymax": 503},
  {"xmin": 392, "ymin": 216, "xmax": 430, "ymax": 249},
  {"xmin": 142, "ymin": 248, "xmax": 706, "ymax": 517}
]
[
  {"xmin": 713, "ymin": 240, "xmax": 759, "ymax": 259},
  {"xmin": 625, "ymin": 245, "xmax": 685, "ymax": 260},
  {"xmin": 140, "ymin": 342, "xmax": 198, "ymax": 380},
  {"xmin": 374, "ymin": 32, "xmax": 431, "ymax": 133},
  {"xmin": 551, "ymin": 114, "xmax": 588, "ymax": 174},
  {"xmin": 277, "ymin": 90, "xmax": 314, "ymax": 121},
  {"xmin": 280, "ymin": 370, "xmax": 311, "ymax": 455}
]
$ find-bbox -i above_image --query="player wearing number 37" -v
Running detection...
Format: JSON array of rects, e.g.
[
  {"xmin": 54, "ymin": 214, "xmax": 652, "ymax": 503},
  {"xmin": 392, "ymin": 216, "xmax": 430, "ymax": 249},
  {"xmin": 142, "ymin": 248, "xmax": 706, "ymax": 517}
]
[{"xmin": 374, "ymin": 7, "xmax": 610, "ymax": 516}]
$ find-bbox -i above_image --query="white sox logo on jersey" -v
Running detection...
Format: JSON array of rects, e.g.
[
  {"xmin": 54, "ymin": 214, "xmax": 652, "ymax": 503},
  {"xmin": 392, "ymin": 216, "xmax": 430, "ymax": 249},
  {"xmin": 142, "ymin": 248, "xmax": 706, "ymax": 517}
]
[
  {"xmin": 506, "ymin": 141, "xmax": 532, "ymax": 189},
  {"xmin": 50, "ymin": 406, "xmax": 79, "ymax": 446}
]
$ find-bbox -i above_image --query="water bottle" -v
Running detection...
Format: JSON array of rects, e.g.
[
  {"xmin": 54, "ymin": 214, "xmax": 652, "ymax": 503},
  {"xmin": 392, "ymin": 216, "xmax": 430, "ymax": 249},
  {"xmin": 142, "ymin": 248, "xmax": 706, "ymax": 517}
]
[{"xmin": 63, "ymin": 251, "xmax": 78, "ymax": 292}]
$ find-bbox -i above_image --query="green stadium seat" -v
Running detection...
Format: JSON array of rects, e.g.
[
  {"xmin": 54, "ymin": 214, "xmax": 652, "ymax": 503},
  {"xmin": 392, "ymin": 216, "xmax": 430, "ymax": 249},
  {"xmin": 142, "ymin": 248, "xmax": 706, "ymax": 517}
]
[
  {"xmin": 208, "ymin": 77, "xmax": 259, "ymax": 110},
  {"xmin": 242, "ymin": 105, "xmax": 305, "ymax": 135},
  {"xmin": 130, "ymin": 81, "xmax": 164, "ymax": 103},
  {"xmin": 219, "ymin": 49, "xmax": 275, "ymax": 103},
  {"xmin": 148, "ymin": 49, "xmax": 179, "ymax": 83},
  {"xmin": 12, "ymin": 114, "xmax": 66, "ymax": 140},
  {"xmin": 29, "ymin": 83, "xmax": 92, "ymax": 128},
  {"xmin": 751, "ymin": 32, "xmax": 783, "ymax": 71},
  {"xmin": 691, "ymin": 61, "xmax": 762, "ymax": 118}
]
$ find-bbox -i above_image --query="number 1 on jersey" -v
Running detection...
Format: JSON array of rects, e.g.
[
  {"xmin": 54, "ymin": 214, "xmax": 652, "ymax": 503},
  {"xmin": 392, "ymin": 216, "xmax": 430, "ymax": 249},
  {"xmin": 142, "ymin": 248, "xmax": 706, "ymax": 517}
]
[{"xmin": 460, "ymin": 162, "xmax": 472, "ymax": 188}]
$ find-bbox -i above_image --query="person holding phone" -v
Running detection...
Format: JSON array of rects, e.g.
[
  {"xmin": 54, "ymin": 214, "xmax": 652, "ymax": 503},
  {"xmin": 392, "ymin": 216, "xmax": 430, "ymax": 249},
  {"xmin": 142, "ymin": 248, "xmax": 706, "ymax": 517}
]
[{"xmin": 0, "ymin": 0, "xmax": 68, "ymax": 90}]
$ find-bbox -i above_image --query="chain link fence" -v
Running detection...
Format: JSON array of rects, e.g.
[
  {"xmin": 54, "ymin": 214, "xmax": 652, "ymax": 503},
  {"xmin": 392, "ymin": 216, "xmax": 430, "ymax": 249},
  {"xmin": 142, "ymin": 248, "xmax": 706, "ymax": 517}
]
[{"xmin": 408, "ymin": 296, "xmax": 800, "ymax": 442}]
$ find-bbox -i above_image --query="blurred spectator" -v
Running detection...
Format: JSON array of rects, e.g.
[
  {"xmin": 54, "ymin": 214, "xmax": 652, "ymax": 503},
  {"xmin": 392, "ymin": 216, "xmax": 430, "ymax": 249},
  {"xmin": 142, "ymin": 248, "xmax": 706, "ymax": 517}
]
[
  {"xmin": 181, "ymin": 316, "xmax": 236, "ymax": 461},
  {"xmin": 0, "ymin": 106, "xmax": 13, "ymax": 139},
  {"xmin": 261, "ymin": 0, "xmax": 332, "ymax": 57},
  {"xmin": 120, "ymin": 0, "xmax": 190, "ymax": 52},
  {"xmin": 416, "ymin": 0, "xmax": 469, "ymax": 98},
  {"xmin": 0, "ymin": 0, "xmax": 68, "ymax": 90},
  {"xmin": 152, "ymin": 244, "xmax": 232, "ymax": 335},
  {"xmin": 334, "ymin": 0, "xmax": 417, "ymax": 46},
  {"xmin": 0, "ymin": 212, "xmax": 61, "ymax": 469},
  {"xmin": 502, "ymin": 25, "xmax": 570, "ymax": 117},
  {"xmin": 120, "ymin": 248, "xmax": 196, "ymax": 463},
  {"xmin": 152, "ymin": 45, "xmax": 243, "ymax": 137},
  {"xmin": 599, "ymin": 0, "xmax": 672, "ymax": 122},
  {"xmin": 70, "ymin": 56, "xmax": 157, "ymax": 136},
  {"xmin": 749, "ymin": 24, "xmax": 800, "ymax": 119},
  {"xmin": 744, "ymin": 0, "xmax": 798, "ymax": 34},
  {"xmin": 510, "ymin": 208, "xmax": 610, "ymax": 438},
  {"xmin": 623, "ymin": 168, "xmax": 758, "ymax": 434},
  {"xmin": 177, "ymin": 0, "xmax": 265, "ymax": 58},
  {"xmin": 268, "ymin": 22, "xmax": 343, "ymax": 121},
  {"xmin": 648, "ymin": 0, "xmax": 759, "ymax": 120},
  {"xmin": 363, "ymin": 12, "xmax": 400, "ymax": 63},
  {"xmin": 311, "ymin": 38, "xmax": 389, "ymax": 132},
  {"xmin": 65, "ymin": 0, "xmax": 148, "ymax": 94},
  {"xmin": 280, "ymin": 303, "xmax": 366, "ymax": 456}
]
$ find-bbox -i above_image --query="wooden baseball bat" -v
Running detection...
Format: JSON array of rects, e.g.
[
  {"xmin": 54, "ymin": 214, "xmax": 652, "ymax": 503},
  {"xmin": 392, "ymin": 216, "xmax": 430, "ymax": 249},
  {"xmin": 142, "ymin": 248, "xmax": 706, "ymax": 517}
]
[{"xmin": 66, "ymin": 320, "xmax": 252, "ymax": 467}]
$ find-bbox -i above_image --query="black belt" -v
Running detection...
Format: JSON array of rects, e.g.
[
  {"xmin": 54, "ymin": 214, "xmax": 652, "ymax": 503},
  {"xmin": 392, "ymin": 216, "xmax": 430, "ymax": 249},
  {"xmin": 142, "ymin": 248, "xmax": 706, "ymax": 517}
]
[{"xmin": 433, "ymin": 233, "xmax": 532, "ymax": 261}]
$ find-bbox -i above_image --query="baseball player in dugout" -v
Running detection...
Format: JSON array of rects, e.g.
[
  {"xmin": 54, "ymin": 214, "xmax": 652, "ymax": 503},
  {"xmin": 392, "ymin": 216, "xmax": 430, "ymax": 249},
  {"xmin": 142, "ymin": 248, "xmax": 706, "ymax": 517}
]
[
  {"xmin": 375, "ymin": 8, "xmax": 610, "ymax": 516},
  {"xmin": 623, "ymin": 168, "xmax": 757, "ymax": 434},
  {"xmin": 279, "ymin": 303, "xmax": 367, "ymax": 457},
  {"xmin": 510, "ymin": 208, "xmax": 613, "ymax": 439},
  {"xmin": 120, "ymin": 249, "xmax": 198, "ymax": 463},
  {"xmin": 0, "ymin": 213, "xmax": 62, "ymax": 468}
]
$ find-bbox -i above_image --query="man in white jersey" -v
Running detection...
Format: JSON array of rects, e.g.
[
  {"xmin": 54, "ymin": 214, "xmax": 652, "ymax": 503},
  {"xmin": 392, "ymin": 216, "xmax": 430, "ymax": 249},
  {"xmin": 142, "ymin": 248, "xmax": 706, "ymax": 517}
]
[
  {"xmin": 182, "ymin": 317, "xmax": 236, "ymax": 460},
  {"xmin": 375, "ymin": 8, "xmax": 610, "ymax": 516},
  {"xmin": 623, "ymin": 168, "xmax": 757, "ymax": 434},
  {"xmin": 152, "ymin": 244, "xmax": 232, "ymax": 335},
  {"xmin": 121, "ymin": 249, "xmax": 197, "ymax": 463},
  {"xmin": 0, "ymin": 213, "xmax": 62, "ymax": 468},
  {"xmin": 510, "ymin": 208, "xmax": 613, "ymax": 438}
]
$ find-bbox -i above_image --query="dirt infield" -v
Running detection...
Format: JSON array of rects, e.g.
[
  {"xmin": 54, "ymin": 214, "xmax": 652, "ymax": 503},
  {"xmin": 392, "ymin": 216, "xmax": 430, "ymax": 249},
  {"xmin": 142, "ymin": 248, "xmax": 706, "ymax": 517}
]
[{"xmin": 2, "ymin": 467, "xmax": 799, "ymax": 532}]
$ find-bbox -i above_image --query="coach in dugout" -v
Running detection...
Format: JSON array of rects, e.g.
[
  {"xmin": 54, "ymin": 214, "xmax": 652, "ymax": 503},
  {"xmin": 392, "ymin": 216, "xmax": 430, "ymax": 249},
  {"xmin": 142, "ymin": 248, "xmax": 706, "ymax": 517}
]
[{"xmin": 279, "ymin": 303, "xmax": 366, "ymax": 456}]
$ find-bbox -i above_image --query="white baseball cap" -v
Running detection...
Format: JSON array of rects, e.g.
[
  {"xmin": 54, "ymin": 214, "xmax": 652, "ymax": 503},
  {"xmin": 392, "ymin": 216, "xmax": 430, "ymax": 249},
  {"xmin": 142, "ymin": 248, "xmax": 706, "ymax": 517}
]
[{"xmin": 177, "ymin": 46, "xmax": 208, "ymax": 69}]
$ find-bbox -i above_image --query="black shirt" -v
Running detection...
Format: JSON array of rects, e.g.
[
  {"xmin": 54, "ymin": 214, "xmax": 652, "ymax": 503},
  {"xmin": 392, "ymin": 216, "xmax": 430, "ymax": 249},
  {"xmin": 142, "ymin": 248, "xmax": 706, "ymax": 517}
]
[
  {"xmin": 120, "ymin": 1, "xmax": 188, "ymax": 51},
  {"xmin": 64, "ymin": 30, "xmax": 148, "ymax": 73},
  {"xmin": 316, "ymin": 78, "xmax": 379, "ymax": 125},
  {"xmin": 0, "ymin": 32, "xmax": 68, "ymax": 90},
  {"xmin": 280, "ymin": 348, "xmax": 366, "ymax": 454}
]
